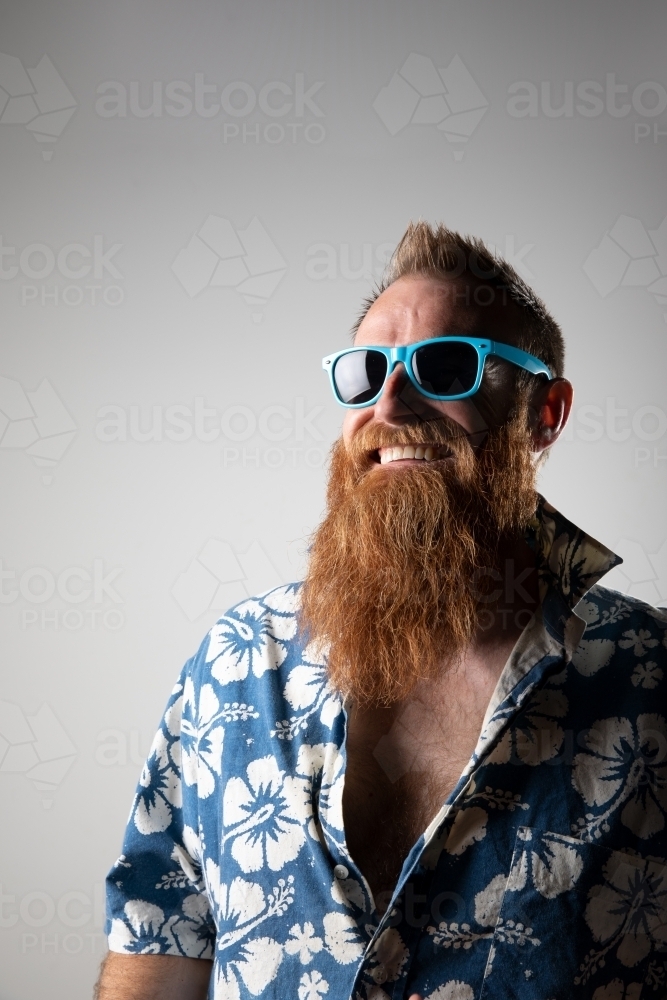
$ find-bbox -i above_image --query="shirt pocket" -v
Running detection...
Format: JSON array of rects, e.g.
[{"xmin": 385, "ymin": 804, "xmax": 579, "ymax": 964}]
[{"xmin": 479, "ymin": 826, "xmax": 667, "ymax": 1000}]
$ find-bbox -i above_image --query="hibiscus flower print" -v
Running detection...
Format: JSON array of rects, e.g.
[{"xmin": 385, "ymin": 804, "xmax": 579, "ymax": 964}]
[
  {"xmin": 322, "ymin": 911, "xmax": 365, "ymax": 965},
  {"xmin": 506, "ymin": 828, "xmax": 584, "ymax": 899},
  {"xmin": 363, "ymin": 926, "xmax": 409, "ymax": 985},
  {"xmin": 424, "ymin": 983, "xmax": 475, "ymax": 1000},
  {"xmin": 222, "ymin": 753, "xmax": 312, "ymax": 872},
  {"xmin": 572, "ymin": 638, "xmax": 616, "ymax": 677},
  {"xmin": 487, "ymin": 686, "xmax": 568, "ymax": 767},
  {"xmin": 444, "ymin": 806, "xmax": 489, "ymax": 856},
  {"xmin": 181, "ymin": 680, "xmax": 225, "ymax": 798},
  {"xmin": 204, "ymin": 858, "xmax": 294, "ymax": 952},
  {"xmin": 310, "ymin": 742, "xmax": 345, "ymax": 838},
  {"xmin": 576, "ymin": 853, "xmax": 667, "ymax": 984},
  {"xmin": 215, "ymin": 936, "xmax": 284, "ymax": 1000},
  {"xmin": 109, "ymin": 900, "xmax": 172, "ymax": 954},
  {"xmin": 535, "ymin": 505, "xmax": 617, "ymax": 605},
  {"xmin": 274, "ymin": 643, "xmax": 341, "ymax": 741},
  {"xmin": 592, "ymin": 980, "xmax": 644, "ymax": 1000},
  {"xmin": 572, "ymin": 714, "xmax": 667, "ymax": 840},
  {"xmin": 133, "ymin": 688, "xmax": 184, "ymax": 835},
  {"xmin": 206, "ymin": 600, "xmax": 287, "ymax": 685},
  {"xmin": 109, "ymin": 896, "xmax": 214, "ymax": 958},
  {"xmin": 547, "ymin": 531, "xmax": 598, "ymax": 602},
  {"xmin": 204, "ymin": 860, "xmax": 295, "ymax": 997}
]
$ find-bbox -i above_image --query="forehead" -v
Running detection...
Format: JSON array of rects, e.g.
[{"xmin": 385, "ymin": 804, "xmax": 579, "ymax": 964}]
[{"xmin": 355, "ymin": 274, "xmax": 521, "ymax": 347}]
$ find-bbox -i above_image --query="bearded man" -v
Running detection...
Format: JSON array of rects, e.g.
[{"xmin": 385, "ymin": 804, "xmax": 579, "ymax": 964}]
[{"xmin": 97, "ymin": 223, "xmax": 667, "ymax": 1000}]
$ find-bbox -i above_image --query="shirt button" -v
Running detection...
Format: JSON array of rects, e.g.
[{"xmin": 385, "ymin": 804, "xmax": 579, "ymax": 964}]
[
  {"xmin": 375, "ymin": 966, "xmax": 387, "ymax": 984},
  {"xmin": 333, "ymin": 864, "xmax": 349, "ymax": 879}
]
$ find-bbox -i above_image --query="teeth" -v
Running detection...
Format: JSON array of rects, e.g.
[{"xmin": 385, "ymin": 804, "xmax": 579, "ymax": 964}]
[{"xmin": 378, "ymin": 445, "xmax": 444, "ymax": 465}]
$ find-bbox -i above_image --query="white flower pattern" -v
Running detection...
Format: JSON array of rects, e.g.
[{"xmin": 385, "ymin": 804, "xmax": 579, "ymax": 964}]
[
  {"xmin": 298, "ymin": 970, "xmax": 330, "ymax": 1000},
  {"xmin": 285, "ymin": 922, "xmax": 324, "ymax": 964},
  {"xmin": 577, "ymin": 854, "xmax": 667, "ymax": 983},
  {"xmin": 106, "ymin": 499, "xmax": 667, "ymax": 999},
  {"xmin": 274, "ymin": 644, "xmax": 342, "ymax": 740},
  {"xmin": 572, "ymin": 714, "xmax": 667, "ymax": 840},
  {"xmin": 181, "ymin": 680, "xmax": 225, "ymax": 798},
  {"xmin": 222, "ymin": 753, "xmax": 312, "ymax": 872},
  {"xmin": 631, "ymin": 661, "xmax": 663, "ymax": 688}
]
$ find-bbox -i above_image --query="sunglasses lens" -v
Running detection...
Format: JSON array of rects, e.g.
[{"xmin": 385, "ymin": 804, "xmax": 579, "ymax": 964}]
[
  {"xmin": 412, "ymin": 341, "xmax": 479, "ymax": 397},
  {"xmin": 333, "ymin": 350, "xmax": 388, "ymax": 405}
]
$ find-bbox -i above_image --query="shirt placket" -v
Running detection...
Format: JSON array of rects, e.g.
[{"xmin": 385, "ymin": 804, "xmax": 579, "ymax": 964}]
[{"xmin": 345, "ymin": 644, "xmax": 571, "ymax": 1000}]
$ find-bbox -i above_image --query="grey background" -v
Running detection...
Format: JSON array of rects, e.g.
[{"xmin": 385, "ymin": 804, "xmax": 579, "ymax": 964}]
[{"xmin": 1, "ymin": 1, "xmax": 666, "ymax": 996}]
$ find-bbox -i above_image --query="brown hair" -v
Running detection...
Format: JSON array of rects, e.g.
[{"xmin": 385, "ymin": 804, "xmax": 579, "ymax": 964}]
[{"xmin": 353, "ymin": 221, "xmax": 565, "ymax": 380}]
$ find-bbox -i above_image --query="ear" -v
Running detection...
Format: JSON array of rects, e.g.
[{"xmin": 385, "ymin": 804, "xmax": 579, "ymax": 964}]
[{"xmin": 528, "ymin": 378, "xmax": 573, "ymax": 453}]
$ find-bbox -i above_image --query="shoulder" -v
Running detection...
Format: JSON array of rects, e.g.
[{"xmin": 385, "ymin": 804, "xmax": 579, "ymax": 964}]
[
  {"xmin": 577, "ymin": 584, "xmax": 667, "ymax": 639},
  {"xmin": 571, "ymin": 584, "xmax": 667, "ymax": 686},
  {"xmin": 178, "ymin": 580, "xmax": 341, "ymax": 741},
  {"xmin": 186, "ymin": 581, "xmax": 307, "ymax": 691}
]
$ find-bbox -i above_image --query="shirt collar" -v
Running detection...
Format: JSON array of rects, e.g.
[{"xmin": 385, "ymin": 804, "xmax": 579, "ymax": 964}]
[
  {"xmin": 477, "ymin": 495, "xmax": 622, "ymax": 739},
  {"xmin": 525, "ymin": 494, "xmax": 622, "ymax": 649}
]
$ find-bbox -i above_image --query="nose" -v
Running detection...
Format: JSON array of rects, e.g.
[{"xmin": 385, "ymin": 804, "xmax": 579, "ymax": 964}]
[{"xmin": 373, "ymin": 361, "xmax": 425, "ymax": 425}]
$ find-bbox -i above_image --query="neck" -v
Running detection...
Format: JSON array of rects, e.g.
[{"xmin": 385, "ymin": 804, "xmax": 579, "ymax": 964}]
[{"xmin": 471, "ymin": 531, "xmax": 539, "ymax": 653}]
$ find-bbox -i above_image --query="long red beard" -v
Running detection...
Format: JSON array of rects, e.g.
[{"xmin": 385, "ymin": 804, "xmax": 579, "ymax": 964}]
[{"xmin": 299, "ymin": 409, "xmax": 538, "ymax": 707}]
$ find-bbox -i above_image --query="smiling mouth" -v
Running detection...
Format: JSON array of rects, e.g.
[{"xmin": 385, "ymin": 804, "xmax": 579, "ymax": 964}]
[{"xmin": 374, "ymin": 445, "xmax": 452, "ymax": 466}]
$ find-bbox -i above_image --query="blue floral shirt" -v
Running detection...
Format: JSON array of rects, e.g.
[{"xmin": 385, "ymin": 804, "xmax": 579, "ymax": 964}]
[{"xmin": 106, "ymin": 498, "xmax": 667, "ymax": 1000}]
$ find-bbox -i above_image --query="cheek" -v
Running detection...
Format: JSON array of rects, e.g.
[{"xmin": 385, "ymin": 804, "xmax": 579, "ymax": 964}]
[
  {"xmin": 342, "ymin": 409, "xmax": 372, "ymax": 447},
  {"xmin": 433, "ymin": 400, "xmax": 488, "ymax": 436}
]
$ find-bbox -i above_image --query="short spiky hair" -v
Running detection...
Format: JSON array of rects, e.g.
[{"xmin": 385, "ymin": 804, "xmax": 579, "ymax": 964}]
[{"xmin": 353, "ymin": 221, "xmax": 565, "ymax": 379}]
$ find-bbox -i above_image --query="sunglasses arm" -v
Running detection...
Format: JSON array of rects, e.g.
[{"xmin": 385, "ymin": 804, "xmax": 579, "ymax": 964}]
[{"xmin": 490, "ymin": 341, "xmax": 553, "ymax": 378}]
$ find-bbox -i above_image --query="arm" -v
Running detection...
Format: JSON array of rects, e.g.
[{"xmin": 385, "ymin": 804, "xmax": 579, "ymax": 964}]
[
  {"xmin": 95, "ymin": 953, "xmax": 212, "ymax": 1000},
  {"xmin": 103, "ymin": 657, "xmax": 217, "ymax": 995}
]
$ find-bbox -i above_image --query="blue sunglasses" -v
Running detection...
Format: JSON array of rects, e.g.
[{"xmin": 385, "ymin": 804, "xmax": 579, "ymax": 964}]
[{"xmin": 322, "ymin": 336, "xmax": 552, "ymax": 408}]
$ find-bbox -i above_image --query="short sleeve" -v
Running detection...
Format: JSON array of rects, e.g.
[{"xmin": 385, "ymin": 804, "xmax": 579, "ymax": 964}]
[{"xmin": 105, "ymin": 653, "xmax": 216, "ymax": 959}]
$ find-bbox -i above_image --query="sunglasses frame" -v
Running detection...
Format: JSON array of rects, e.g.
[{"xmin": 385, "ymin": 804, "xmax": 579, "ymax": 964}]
[{"xmin": 322, "ymin": 336, "xmax": 553, "ymax": 408}]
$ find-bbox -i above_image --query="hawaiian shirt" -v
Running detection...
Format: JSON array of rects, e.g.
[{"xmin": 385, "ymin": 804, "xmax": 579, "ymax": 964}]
[{"xmin": 106, "ymin": 497, "xmax": 667, "ymax": 1000}]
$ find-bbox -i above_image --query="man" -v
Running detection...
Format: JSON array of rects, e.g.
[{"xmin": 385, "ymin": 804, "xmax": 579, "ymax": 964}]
[{"xmin": 97, "ymin": 223, "xmax": 667, "ymax": 1000}]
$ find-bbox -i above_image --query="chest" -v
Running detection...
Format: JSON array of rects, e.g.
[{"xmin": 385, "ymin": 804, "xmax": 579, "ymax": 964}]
[{"xmin": 341, "ymin": 675, "xmax": 493, "ymax": 904}]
